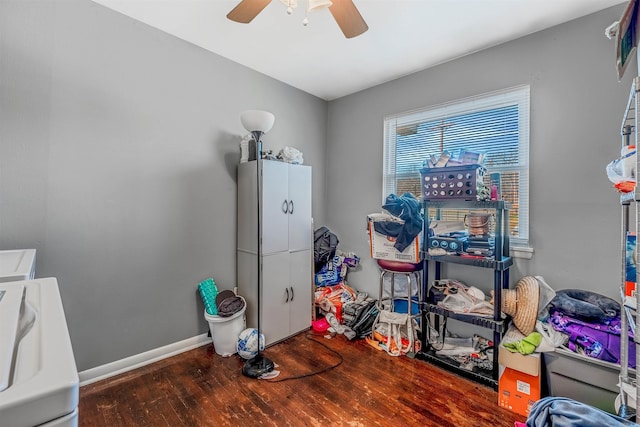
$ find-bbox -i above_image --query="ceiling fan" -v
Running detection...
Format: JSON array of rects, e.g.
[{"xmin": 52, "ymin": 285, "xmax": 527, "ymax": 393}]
[{"xmin": 226, "ymin": 0, "xmax": 368, "ymax": 39}]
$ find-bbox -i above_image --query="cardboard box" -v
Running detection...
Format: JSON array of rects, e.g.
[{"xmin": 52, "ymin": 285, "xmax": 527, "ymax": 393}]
[
  {"xmin": 498, "ymin": 346, "xmax": 541, "ymax": 417},
  {"xmin": 367, "ymin": 213, "xmax": 420, "ymax": 263}
]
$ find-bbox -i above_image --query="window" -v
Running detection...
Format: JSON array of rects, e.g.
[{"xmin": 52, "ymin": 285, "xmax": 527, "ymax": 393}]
[{"xmin": 383, "ymin": 85, "xmax": 530, "ymax": 248}]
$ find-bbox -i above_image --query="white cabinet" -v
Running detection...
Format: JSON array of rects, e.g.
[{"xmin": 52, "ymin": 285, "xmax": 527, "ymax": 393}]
[
  {"xmin": 238, "ymin": 250, "xmax": 312, "ymax": 345},
  {"xmin": 237, "ymin": 160, "xmax": 312, "ymax": 346},
  {"xmin": 237, "ymin": 160, "xmax": 312, "ymax": 255}
]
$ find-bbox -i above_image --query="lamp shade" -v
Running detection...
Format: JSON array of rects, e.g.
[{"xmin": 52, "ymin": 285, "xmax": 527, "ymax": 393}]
[{"xmin": 240, "ymin": 110, "xmax": 275, "ymax": 134}]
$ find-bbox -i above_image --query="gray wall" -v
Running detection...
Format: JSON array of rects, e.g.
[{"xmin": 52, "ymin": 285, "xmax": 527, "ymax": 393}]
[
  {"xmin": 1, "ymin": 0, "xmax": 635, "ymax": 372},
  {"xmin": 327, "ymin": 4, "xmax": 637, "ymax": 301},
  {"xmin": 0, "ymin": 0, "xmax": 327, "ymax": 371}
]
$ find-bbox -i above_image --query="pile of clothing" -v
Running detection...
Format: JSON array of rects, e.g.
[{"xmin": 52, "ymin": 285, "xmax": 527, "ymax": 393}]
[
  {"xmin": 427, "ymin": 279, "xmax": 497, "ymax": 370},
  {"xmin": 197, "ymin": 277, "xmax": 245, "ymax": 317},
  {"xmin": 430, "ymin": 279, "xmax": 494, "ymax": 317},
  {"xmin": 314, "ymin": 280, "xmax": 380, "ymax": 342},
  {"xmin": 313, "ymin": 226, "xmax": 376, "ymax": 340},
  {"xmin": 544, "ymin": 289, "xmax": 635, "ymax": 368},
  {"xmin": 315, "ymin": 280, "xmax": 357, "ymax": 323},
  {"xmin": 371, "ymin": 193, "xmax": 423, "ymax": 253},
  {"xmin": 433, "ymin": 334, "xmax": 494, "ymax": 371},
  {"xmin": 500, "ymin": 283, "xmax": 636, "ymax": 367}
]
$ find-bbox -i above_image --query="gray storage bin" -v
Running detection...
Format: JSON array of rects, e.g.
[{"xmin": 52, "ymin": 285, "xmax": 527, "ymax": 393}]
[{"xmin": 543, "ymin": 346, "xmax": 632, "ymax": 414}]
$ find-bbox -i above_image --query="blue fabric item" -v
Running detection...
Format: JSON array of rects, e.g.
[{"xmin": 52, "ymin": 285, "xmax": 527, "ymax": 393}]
[
  {"xmin": 373, "ymin": 221, "xmax": 403, "ymax": 238},
  {"xmin": 375, "ymin": 193, "xmax": 423, "ymax": 252},
  {"xmin": 314, "ymin": 256, "xmax": 344, "ymax": 287},
  {"xmin": 391, "ymin": 297, "xmax": 420, "ymax": 316},
  {"xmin": 527, "ymin": 397, "xmax": 638, "ymax": 427}
]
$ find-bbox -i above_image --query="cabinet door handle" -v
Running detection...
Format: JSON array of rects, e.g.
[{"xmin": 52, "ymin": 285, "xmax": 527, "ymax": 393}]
[
  {"xmin": 282, "ymin": 200, "xmax": 288, "ymax": 214},
  {"xmin": 285, "ymin": 287, "xmax": 289, "ymax": 302},
  {"xmin": 288, "ymin": 200, "xmax": 294, "ymax": 215},
  {"xmin": 290, "ymin": 286, "xmax": 294, "ymax": 301}
]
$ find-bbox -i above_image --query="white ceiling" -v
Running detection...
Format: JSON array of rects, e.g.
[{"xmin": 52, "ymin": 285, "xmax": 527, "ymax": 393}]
[{"xmin": 91, "ymin": 0, "xmax": 626, "ymax": 100}]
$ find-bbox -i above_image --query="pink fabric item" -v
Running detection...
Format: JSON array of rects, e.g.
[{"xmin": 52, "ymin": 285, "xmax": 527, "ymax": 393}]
[
  {"xmin": 312, "ymin": 317, "xmax": 330, "ymax": 333},
  {"xmin": 514, "ymin": 422, "xmax": 526, "ymax": 427}
]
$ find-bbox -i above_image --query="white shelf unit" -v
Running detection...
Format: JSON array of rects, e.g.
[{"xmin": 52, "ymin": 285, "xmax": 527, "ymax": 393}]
[{"xmin": 618, "ymin": 75, "xmax": 640, "ymax": 417}]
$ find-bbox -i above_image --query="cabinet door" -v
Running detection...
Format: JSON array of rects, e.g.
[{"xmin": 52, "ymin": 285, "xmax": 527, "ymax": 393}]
[
  {"xmin": 237, "ymin": 162, "xmax": 257, "ymax": 254},
  {"xmin": 287, "ymin": 164, "xmax": 312, "ymax": 252},
  {"xmin": 261, "ymin": 251, "xmax": 292, "ymax": 345},
  {"xmin": 237, "ymin": 250, "xmax": 258, "ymax": 328},
  {"xmin": 261, "ymin": 161, "xmax": 289, "ymax": 255},
  {"xmin": 288, "ymin": 249, "xmax": 312, "ymax": 336}
]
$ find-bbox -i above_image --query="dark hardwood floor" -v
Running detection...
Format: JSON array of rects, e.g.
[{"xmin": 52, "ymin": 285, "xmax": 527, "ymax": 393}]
[{"xmin": 79, "ymin": 331, "xmax": 526, "ymax": 426}]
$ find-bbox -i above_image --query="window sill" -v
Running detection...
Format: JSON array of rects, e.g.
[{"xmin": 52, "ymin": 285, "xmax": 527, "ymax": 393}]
[{"xmin": 510, "ymin": 246, "xmax": 533, "ymax": 260}]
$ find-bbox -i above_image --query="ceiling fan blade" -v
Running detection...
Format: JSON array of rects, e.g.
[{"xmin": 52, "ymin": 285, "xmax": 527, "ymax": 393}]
[
  {"xmin": 329, "ymin": 0, "xmax": 368, "ymax": 39},
  {"xmin": 227, "ymin": 0, "xmax": 273, "ymax": 24}
]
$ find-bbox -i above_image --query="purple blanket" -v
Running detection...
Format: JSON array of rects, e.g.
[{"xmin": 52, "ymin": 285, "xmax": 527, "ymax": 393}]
[{"xmin": 548, "ymin": 311, "xmax": 636, "ymax": 368}]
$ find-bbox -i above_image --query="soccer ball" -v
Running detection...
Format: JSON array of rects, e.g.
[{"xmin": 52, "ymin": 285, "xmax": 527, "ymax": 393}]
[{"xmin": 237, "ymin": 328, "xmax": 265, "ymax": 360}]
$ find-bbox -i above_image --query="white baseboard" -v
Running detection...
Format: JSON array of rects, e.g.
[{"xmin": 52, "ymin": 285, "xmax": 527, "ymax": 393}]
[{"xmin": 78, "ymin": 333, "xmax": 212, "ymax": 387}]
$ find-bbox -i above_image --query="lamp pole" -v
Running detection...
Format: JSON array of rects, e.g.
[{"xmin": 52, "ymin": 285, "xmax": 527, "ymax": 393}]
[{"xmin": 241, "ymin": 113, "xmax": 276, "ymax": 379}]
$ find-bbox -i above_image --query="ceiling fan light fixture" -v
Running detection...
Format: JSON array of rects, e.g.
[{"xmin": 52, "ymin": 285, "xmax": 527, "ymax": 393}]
[
  {"xmin": 308, "ymin": 0, "xmax": 332, "ymax": 12},
  {"xmin": 279, "ymin": 0, "xmax": 298, "ymax": 14},
  {"xmin": 227, "ymin": 0, "xmax": 368, "ymax": 38}
]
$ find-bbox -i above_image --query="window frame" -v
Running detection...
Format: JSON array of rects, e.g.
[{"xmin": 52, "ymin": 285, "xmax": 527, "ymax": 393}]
[{"xmin": 382, "ymin": 85, "xmax": 531, "ymax": 250}]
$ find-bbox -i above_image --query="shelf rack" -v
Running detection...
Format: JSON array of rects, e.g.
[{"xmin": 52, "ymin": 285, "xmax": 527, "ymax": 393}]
[
  {"xmin": 618, "ymin": 75, "xmax": 640, "ymax": 418},
  {"xmin": 416, "ymin": 199, "xmax": 512, "ymax": 389}
]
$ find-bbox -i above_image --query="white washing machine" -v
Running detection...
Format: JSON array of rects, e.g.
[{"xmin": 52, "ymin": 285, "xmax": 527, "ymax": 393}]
[{"xmin": 0, "ymin": 277, "xmax": 79, "ymax": 426}]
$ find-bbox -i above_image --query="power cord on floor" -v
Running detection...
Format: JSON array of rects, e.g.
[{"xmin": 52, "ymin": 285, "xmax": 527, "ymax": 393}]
[{"xmin": 263, "ymin": 333, "xmax": 344, "ymax": 382}]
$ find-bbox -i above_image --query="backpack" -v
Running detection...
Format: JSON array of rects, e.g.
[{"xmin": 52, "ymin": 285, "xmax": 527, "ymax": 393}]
[
  {"xmin": 314, "ymin": 226, "xmax": 339, "ymax": 273},
  {"xmin": 348, "ymin": 301, "xmax": 379, "ymax": 340},
  {"xmin": 343, "ymin": 296, "xmax": 376, "ymax": 329}
]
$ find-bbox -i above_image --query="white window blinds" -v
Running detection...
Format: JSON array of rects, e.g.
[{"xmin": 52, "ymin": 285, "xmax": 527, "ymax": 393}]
[{"xmin": 383, "ymin": 85, "xmax": 530, "ymax": 246}]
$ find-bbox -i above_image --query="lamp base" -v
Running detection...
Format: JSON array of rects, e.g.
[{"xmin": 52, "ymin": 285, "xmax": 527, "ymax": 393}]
[{"xmin": 242, "ymin": 354, "xmax": 275, "ymax": 378}]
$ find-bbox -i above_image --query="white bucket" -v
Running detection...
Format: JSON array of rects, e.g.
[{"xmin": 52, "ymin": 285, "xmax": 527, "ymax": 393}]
[{"xmin": 204, "ymin": 297, "xmax": 246, "ymax": 356}]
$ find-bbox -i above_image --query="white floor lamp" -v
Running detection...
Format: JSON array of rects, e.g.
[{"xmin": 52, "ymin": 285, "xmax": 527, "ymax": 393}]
[{"xmin": 239, "ymin": 109, "xmax": 276, "ymax": 379}]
